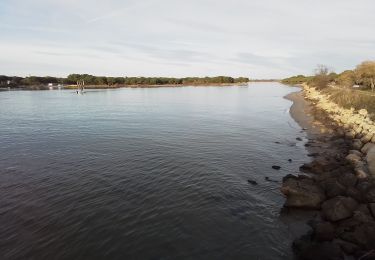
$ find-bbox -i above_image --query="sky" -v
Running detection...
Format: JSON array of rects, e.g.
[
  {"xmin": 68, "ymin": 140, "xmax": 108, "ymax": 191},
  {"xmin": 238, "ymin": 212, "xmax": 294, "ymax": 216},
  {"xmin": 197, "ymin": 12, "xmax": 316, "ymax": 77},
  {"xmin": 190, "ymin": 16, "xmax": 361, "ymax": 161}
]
[{"xmin": 0, "ymin": 0, "xmax": 375, "ymax": 79}]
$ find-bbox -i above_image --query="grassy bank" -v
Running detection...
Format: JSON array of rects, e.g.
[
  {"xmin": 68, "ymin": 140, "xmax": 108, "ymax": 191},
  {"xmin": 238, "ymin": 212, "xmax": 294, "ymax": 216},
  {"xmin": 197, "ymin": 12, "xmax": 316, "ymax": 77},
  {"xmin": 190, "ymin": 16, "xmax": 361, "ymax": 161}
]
[{"xmin": 322, "ymin": 87, "xmax": 375, "ymax": 120}]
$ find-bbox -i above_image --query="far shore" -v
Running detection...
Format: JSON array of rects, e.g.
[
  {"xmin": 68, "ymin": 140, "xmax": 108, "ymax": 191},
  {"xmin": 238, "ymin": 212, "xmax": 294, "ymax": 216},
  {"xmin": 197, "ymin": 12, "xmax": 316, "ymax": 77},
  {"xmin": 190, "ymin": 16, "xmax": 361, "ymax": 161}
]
[{"xmin": 2, "ymin": 82, "xmax": 257, "ymax": 91}]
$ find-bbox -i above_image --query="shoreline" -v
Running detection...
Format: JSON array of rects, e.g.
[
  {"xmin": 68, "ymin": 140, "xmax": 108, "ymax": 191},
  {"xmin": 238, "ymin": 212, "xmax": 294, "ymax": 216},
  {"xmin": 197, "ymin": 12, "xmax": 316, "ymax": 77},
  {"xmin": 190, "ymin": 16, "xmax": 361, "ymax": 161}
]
[
  {"xmin": 283, "ymin": 86, "xmax": 375, "ymax": 259},
  {"xmin": 3, "ymin": 82, "xmax": 250, "ymax": 91}
]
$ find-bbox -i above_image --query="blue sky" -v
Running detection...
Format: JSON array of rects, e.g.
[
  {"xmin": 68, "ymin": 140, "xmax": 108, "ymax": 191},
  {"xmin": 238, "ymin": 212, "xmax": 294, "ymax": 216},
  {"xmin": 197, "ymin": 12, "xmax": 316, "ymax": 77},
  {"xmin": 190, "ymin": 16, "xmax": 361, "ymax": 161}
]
[{"xmin": 0, "ymin": 0, "xmax": 375, "ymax": 78}]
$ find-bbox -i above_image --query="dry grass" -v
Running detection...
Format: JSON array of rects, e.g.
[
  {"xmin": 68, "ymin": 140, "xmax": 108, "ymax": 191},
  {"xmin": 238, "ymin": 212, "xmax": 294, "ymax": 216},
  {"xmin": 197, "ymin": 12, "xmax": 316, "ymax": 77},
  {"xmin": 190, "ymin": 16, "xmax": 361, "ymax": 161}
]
[{"xmin": 322, "ymin": 87, "xmax": 375, "ymax": 120}]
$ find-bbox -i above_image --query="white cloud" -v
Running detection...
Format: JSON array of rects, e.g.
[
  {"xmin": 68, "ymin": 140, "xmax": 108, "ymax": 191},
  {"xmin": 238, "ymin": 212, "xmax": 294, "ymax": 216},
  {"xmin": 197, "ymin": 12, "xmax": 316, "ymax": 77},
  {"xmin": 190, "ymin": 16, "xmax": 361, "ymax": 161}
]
[{"xmin": 0, "ymin": 0, "xmax": 375, "ymax": 78}]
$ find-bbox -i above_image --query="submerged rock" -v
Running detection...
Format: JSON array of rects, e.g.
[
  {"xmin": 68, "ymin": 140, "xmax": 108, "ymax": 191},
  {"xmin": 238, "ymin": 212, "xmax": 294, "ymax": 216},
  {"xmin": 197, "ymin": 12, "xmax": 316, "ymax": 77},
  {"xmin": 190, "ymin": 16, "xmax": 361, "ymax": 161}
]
[
  {"xmin": 281, "ymin": 175, "xmax": 326, "ymax": 209},
  {"xmin": 247, "ymin": 179, "xmax": 258, "ymax": 185}
]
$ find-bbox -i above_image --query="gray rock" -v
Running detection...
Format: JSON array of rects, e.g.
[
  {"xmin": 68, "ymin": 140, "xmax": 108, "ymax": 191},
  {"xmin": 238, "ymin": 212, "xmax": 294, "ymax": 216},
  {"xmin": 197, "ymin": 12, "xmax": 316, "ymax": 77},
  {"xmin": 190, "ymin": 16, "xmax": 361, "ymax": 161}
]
[
  {"xmin": 281, "ymin": 175, "xmax": 326, "ymax": 209},
  {"xmin": 352, "ymin": 139, "xmax": 363, "ymax": 150},
  {"xmin": 361, "ymin": 142, "xmax": 375, "ymax": 154},
  {"xmin": 322, "ymin": 196, "xmax": 359, "ymax": 222},
  {"xmin": 349, "ymin": 149, "xmax": 363, "ymax": 157}
]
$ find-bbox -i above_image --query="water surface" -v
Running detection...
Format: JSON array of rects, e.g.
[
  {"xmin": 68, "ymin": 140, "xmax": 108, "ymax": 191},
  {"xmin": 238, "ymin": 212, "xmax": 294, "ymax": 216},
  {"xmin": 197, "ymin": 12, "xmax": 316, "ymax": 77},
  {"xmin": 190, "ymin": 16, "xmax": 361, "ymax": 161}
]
[{"xmin": 0, "ymin": 83, "xmax": 308, "ymax": 259}]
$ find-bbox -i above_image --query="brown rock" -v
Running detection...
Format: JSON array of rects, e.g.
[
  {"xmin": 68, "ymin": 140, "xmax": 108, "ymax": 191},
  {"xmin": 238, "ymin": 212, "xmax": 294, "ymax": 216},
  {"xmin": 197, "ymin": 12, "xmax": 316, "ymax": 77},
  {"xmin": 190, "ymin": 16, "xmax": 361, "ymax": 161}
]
[
  {"xmin": 337, "ymin": 172, "xmax": 357, "ymax": 187},
  {"xmin": 346, "ymin": 187, "xmax": 363, "ymax": 202},
  {"xmin": 314, "ymin": 222, "xmax": 335, "ymax": 241},
  {"xmin": 366, "ymin": 145, "xmax": 375, "ymax": 176},
  {"xmin": 365, "ymin": 187, "xmax": 375, "ymax": 203},
  {"xmin": 293, "ymin": 235, "xmax": 344, "ymax": 260},
  {"xmin": 281, "ymin": 175, "xmax": 326, "ymax": 209},
  {"xmin": 339, "ymin": 223, "xmax": 375, "ymax": 250},
  {"xmin": 345, "ymin": 153, "xmax": 362, "ymax": 166},
  {"xmin": 321, "ymin": 179, "xmax": 347, "ymax": 198},
  {"xmin": 369, "ymin": 203, "xmax": 375, "ymax": 218},
  {"xmin": 322, "ymin": 196, "xmax": 359, "ymax": 222},
  {"xmin": 361, "ymin": 142, "xmax": 375, "ymax": 154},
  {"xmin": 352, "ymin": 139, "xmax": 363, "ymax": 150},
  {"xmin": 334, "ymin": 239, "xmax": 359, "ymax": 254}
]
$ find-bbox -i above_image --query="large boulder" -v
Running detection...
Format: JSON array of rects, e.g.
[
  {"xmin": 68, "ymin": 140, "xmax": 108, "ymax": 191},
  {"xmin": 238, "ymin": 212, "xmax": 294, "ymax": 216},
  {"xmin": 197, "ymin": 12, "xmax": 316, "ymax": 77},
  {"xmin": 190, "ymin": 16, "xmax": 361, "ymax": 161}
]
[
  {"xmin": 337, "ymin": 172, "xmax": 357, "ymax": 187},
  {"xmin": 345, "ymin": 153, "xmax": 362, "ymax": 166},
  {"xmin": 361, "ymin": 142, "xmax": 375, "ymax": 154},
  {"xmin": 352, "ymin": 139, "xmax": 363, "ymax": 150},
  {"xmin": 281, "ymin": 175, "xmax": 326, "ymax": 209},
  {"xmin": 320, "ymin": 179, "xmax": 346, "ymax": 198},
  {"xmin": 321, "ymin": 196, "xmax": 359, "ymax": 222}
]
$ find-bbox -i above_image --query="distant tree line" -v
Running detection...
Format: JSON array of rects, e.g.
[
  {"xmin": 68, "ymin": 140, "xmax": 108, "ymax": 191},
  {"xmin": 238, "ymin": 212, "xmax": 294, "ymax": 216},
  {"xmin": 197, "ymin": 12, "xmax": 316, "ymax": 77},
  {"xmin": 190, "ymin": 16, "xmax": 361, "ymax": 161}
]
[
  {"xmin": 0, "ymin": 74, "xmax": 249, "ymax": 88},
  {"xmin": 282, "ymin": 60, "xmax": 375, "ymax": 91}
]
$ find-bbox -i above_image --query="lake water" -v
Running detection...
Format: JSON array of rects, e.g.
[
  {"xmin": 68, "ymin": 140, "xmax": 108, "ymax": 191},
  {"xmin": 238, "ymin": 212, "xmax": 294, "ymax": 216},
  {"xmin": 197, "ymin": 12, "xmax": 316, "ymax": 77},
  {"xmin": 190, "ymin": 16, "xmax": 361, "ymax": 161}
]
[{"xmin": 0, "ymin": 83, "xmax": 309, "ymax": 259}]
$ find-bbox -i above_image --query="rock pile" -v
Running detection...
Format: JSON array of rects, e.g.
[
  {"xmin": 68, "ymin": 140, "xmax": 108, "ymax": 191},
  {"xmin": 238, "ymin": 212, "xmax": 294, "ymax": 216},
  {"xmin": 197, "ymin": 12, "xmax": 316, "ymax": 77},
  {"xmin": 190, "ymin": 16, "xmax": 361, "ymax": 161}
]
[{"xmin": 282, "ymin": 85, "xmax": 375, "ymax": 259}]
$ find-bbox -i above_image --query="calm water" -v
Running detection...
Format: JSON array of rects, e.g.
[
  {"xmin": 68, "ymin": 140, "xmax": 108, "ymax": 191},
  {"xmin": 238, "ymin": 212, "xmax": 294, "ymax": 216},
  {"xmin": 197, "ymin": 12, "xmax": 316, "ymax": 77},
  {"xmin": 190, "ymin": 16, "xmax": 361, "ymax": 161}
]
[{"xmin": 0, "ymin": 83, "xmax": 309, "ymax": 259}]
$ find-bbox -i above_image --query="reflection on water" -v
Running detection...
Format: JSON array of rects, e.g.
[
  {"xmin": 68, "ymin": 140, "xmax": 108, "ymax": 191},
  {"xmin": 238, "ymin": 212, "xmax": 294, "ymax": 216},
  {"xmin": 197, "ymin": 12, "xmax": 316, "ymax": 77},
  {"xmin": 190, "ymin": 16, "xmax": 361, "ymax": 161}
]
[{"xmin": 0, "ymin": 83, "xmax": 308, "ymax": 259}]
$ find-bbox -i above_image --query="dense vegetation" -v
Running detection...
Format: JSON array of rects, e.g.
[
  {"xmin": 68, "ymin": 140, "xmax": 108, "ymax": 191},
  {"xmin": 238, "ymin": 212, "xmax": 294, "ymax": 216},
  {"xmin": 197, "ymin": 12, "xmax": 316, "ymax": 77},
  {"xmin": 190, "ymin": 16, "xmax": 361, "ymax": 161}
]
[
  {"xmin": 282, "ymin": 60, "xmax": 375, "ymax": 91},
  {"xmin": 283, "ymin": 60, "xmax": 375, "ymax": 117},
  {"xmin": 0, "ymin": 74, "xmax": 249, "ymax": 88},
  {"xmin": 281, "ymin": 75, "xmax": 313, "ymax": 85}
]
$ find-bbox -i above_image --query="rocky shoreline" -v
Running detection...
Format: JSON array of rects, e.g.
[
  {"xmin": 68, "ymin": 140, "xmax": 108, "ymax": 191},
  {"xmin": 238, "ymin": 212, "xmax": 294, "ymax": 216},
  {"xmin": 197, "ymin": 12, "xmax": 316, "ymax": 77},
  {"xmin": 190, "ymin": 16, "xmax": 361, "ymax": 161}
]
[{"xmin": 283, "ymin": 85, "xmax": 375, "ymax": 259}]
